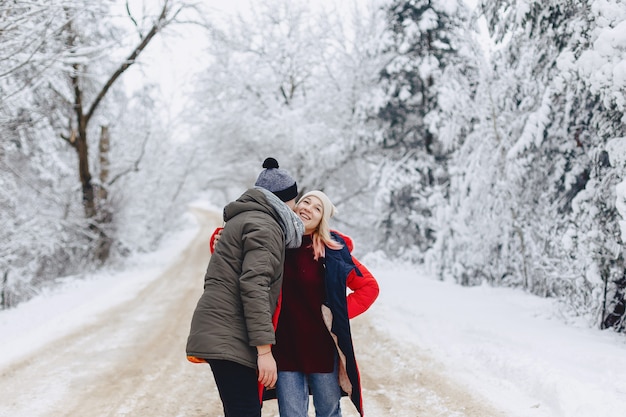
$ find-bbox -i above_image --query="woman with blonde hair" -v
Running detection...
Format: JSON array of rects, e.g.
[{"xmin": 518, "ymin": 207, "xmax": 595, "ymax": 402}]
[{"xmin": 272, "ymin": 190, "xmax": 379, "ymax": 417}]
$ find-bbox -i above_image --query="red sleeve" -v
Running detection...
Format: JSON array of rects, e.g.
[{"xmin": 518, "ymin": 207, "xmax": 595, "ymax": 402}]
[
  {"xmin": 346, "ymin": 256, "xmax": 379, "ymax": 319},
  {"xmin": 209, "ymin": 227, "xmax": 224, "ymax": 254},
  {"xmin": 272, "ymin": 290, "xmax": 282, "ymax": 329}
]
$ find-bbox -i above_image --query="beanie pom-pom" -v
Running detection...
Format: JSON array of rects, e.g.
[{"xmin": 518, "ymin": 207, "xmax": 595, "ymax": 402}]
[{"xmin": 262, "ymin": 157, "xmax": 279, "ymax": 169}]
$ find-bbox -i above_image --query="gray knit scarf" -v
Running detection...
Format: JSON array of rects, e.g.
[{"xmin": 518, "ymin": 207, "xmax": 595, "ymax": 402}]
[{"xmin": 256, "ymin": 187, "xmax": 304, "ymax": 249}]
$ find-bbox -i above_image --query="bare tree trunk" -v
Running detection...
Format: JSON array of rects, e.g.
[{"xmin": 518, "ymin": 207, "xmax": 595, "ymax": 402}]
[
  {"xmin": 70, "ymin": 61, "xmax": 96, "ymax": 218},
  {"xmin": 93, "ymin": 125, "xmax": 113, "ymax": 262},
  {"xmin": 511, "ymin": 209, "xmax": 530, "ymax": 291},
  {"xmin": 601, "ymin": 270, "xmax": 626, "ymax": 331},
  {"xmin": 1, "ymin": 270, "xmax": 8, "ymax": 310},
  {"xmin": 98, "ymin": 125, "xmax": 110, "ymax": 204}
]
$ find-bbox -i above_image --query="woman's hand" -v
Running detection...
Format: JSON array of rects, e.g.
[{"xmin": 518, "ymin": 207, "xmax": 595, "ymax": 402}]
[{"xmin": 209, "ymin": 227, "xmax": 224, "ymax": 254}]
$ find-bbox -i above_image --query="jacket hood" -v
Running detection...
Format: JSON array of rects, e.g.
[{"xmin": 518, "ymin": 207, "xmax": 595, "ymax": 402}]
[
  {"xmin": 223, "ymin": 188, "xmax": 275, "ymax": 223},
  {"xmin": 331, "ymin": 230, "xmax": 354, "ymax": 252}
]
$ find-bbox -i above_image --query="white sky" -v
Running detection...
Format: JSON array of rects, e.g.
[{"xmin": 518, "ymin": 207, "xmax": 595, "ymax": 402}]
[{"xmin": 1, "ymin": 202, "xmax": 625, "ymax": 416}]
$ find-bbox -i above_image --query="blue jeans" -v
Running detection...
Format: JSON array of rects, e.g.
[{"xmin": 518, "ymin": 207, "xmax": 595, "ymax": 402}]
[{"xmin": 276, "ymin": 364, "xmax": 342, "ymax": 417}]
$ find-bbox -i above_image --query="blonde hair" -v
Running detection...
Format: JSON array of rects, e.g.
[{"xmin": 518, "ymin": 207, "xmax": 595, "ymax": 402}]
[{"xmin": 297, "ymin": 191, "xmax": 343, "ymax": 260}]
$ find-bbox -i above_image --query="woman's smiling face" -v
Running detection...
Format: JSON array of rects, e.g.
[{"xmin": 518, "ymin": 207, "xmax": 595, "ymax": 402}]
[{"xmin": 296, "ymin": 195, "xmax": 324, "ymax": 234}]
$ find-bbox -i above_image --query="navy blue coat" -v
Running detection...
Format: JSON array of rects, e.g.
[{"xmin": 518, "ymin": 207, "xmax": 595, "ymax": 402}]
[{"xmin": 322, "ymin": 232, "xmax": 366, "ymax": 415}]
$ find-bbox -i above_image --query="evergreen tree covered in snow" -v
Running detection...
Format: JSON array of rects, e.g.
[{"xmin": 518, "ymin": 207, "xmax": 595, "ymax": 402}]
[
  {"xmin": 434, "ymin": 0, "xmax": 626, "ymax": 329},
  {"xmin": 372, "ymin": 0, "xmax": 474, "ymax": 259}
]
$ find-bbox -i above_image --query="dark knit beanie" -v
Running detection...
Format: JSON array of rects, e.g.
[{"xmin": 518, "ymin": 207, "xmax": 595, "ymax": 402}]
[{"xmin": 255, "ymin": 157, "xmax": 298, "ymax": 202}]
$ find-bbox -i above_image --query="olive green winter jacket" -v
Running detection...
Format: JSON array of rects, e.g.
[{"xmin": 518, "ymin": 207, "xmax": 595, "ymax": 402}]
[{"xmin": 186, "ymin": 188, "xmax": 287, "ymax": 369}]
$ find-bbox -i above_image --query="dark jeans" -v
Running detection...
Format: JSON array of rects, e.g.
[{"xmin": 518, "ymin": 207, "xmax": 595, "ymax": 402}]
[{"xmin": 208, "ymin": 359, "xmax": 261, "ymax": 417}]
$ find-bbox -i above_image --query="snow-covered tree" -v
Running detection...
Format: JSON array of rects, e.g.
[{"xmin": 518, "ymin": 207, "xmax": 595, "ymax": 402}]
[
  {"xmin": 187, "ymin": 0, "xmax": 389, "ymax": 250},
  {"xmin": 433, "ymin": 0, "xmax": 626, "ymax": 329},
  {"xmin": 0, "ymin": 0, "xmax": 194, "ymax": 308},
  {"xmin": 370, "ymin": 0, "xmax": 476, "ymax": 259}
]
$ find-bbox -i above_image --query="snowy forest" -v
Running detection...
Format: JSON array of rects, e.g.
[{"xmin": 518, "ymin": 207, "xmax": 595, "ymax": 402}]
[{"xmin": 1, "ymin": 0, "xmax": 625, "ymax": 334}]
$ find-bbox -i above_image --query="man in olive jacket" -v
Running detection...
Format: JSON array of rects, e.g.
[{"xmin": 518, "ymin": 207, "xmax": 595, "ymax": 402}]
[{"xmin": 186, "ymin": 158, "xmax": 304, "ymax": 417}]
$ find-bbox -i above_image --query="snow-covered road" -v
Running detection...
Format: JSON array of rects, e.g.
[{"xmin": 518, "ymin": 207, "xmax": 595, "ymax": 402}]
[{"xmin": 1, "ymin": 207, "xmax": 625, "ymax": 417}]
